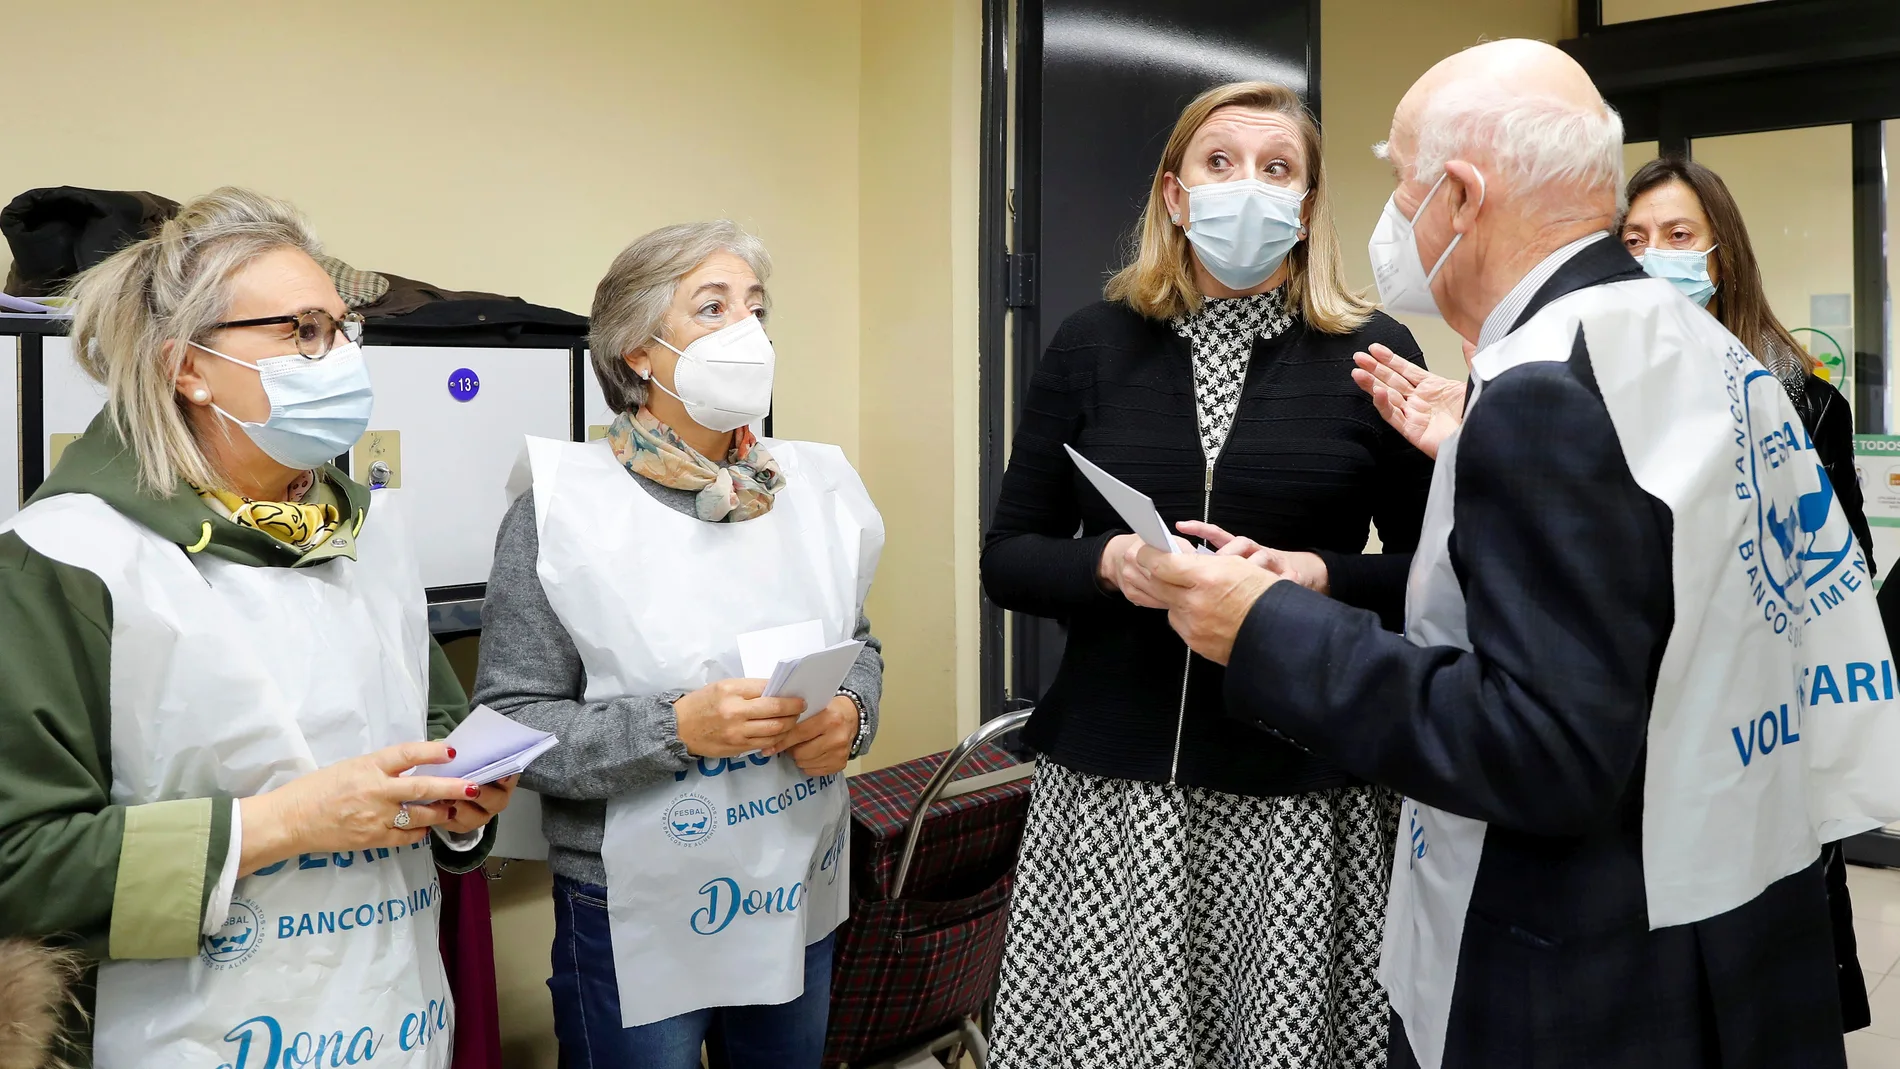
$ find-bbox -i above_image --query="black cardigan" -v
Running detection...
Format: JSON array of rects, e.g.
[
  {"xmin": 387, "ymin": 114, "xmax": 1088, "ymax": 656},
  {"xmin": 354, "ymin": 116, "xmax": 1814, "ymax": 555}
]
[
  {"xmin": 981, "ymin": 298, "xmax": 1434, "ymax": 797},
  {"xmin": 1797, "ymin": 374, "xmax": 1875, "ymax": 570}
]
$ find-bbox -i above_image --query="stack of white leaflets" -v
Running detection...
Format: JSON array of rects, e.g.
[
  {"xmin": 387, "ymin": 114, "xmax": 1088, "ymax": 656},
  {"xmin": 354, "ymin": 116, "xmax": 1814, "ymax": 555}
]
[
  {"xmin": 738, "ymin": 620, "xmax": 866, "ymax": 721},
  {"xmin": 763, "ymin": 640, "xmax": 867, "ymax": 721},
  {"xmin": 415, "ymin": 705, "xmax": 560, "ymax": 785}
]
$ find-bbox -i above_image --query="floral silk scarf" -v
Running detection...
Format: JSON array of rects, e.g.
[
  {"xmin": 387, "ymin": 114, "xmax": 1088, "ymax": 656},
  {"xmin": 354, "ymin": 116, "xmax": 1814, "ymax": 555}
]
[{"xmin": 607, "ymin": 408, "xmax": 785, "ymax": 522}]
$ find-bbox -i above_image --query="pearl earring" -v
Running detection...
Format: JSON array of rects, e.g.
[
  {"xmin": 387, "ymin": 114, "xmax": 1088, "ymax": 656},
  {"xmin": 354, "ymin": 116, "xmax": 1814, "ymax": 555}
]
[{"xmin": 192, "ymin": 389, "xmax": 209, "ymax": 402}]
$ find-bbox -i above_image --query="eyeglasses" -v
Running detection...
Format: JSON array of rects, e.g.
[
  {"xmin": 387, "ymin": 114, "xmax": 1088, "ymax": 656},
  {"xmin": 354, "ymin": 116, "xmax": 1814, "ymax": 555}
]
[{"xmin": 210, "ymin": 309, "xmax": 365, "ymax": 358}]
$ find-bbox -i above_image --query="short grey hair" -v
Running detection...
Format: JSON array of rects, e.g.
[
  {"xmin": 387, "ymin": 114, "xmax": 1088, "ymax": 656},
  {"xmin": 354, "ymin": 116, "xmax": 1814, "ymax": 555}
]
[
  {"xmin": 1376, "ymin": 86, "xmax": 1625, "ymax": 206},
  {"xmin": 66, "ymin": 187, "xmax": 323, "ymax": 496},
  {"xmin": 590, "ymin": 221, "xmax": 773, "ymax": 414}
]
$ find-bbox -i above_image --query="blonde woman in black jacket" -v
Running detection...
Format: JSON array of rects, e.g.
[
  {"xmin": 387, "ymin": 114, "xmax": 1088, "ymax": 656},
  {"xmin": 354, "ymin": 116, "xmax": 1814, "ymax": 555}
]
[{"xmin": 981, "ymin": 81, "xmax": 1433, "ymax": 1068}]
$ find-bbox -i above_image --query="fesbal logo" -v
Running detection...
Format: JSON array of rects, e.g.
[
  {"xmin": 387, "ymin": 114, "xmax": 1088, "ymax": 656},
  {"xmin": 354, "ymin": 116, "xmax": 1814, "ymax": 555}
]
[
  {"xmin": 663, "ymin": 792, "xmax": 718, "ymax": 847},
  {"xmin": 201, "ymin": 898, "xmax": 266, "ymax": 971},
  {"xmin": 1728, "ymin": 351, "xmax": 1856, "ymax": 637}
]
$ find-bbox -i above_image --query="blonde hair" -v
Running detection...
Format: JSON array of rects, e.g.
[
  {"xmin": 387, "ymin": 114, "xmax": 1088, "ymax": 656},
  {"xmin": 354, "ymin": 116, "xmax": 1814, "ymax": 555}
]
[
  {"xmin": 1105, "ymin": 81, "xmax": 1373, "ymax": 332},
  {"xmin": 65, "ymin": 187, "xmax": 323, "ymax": 496},
  {"xmin": 0, "ymin": 938, "xmax": 86, "ymax": 1069},
  {"xmin": 590, "ymin": 221, "xmax": 772, "ymax": 415}
]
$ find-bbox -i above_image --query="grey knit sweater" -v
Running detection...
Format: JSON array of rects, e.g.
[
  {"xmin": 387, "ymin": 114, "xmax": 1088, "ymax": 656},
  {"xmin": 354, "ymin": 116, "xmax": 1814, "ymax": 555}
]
[{"xmin": 472, "ymin": 474, "xmax": 883, "ymax": 886}]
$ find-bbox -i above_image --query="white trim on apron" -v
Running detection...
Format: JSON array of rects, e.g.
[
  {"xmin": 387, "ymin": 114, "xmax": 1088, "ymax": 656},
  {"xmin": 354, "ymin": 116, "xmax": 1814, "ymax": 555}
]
[{"xmin": 523, "ymin": 436, "xmax": 883, "ymax": 1028}]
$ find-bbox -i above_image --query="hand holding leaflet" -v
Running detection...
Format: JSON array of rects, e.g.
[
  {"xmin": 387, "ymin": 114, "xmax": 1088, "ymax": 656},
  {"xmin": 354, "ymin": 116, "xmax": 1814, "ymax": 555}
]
[
  {"xmin": 764, "ymin": 641, "xmax": 866, "ymax": 722},
  {"xmin": 410, "ymin": 705, "xmax": 558, "ymax": 786},
  {"xmin": 736, "ymin": 620, "xmax": 865, "ymax": 723},
  {"xmin": 1064, "ymin": 444, "xmax": 1211, "ymax": 554}
]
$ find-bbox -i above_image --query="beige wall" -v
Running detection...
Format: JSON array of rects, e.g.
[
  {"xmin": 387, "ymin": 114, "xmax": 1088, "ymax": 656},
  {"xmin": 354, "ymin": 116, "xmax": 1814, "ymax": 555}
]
[
  {"xmin": 1316, "ymin": 0, "xmax": 1572, "ymax": 555},
  {"xmin": 1625, "ymin": 141, "xmax": 1661, "ymax": 182},
  {"xmin": 1603, "ymin": 0, "xmax": 1750, "ymax": 22},
  {"xmin": 857, "ymin": 0, "xmax": 986, "ymax": 761},
  {"xmin": 1320, "ymin": 0, "xmax": 1576, "ymax": 384},
  {"xmin": 0, "ymin": 0, "xmax": 868, "ymax": 460}
]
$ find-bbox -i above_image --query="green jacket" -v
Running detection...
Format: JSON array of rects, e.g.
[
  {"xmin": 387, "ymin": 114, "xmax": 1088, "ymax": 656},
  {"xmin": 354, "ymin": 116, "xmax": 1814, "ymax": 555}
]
[{"xmin": 0, "ymin": 412, "xmax": 486, "ymax": 976}]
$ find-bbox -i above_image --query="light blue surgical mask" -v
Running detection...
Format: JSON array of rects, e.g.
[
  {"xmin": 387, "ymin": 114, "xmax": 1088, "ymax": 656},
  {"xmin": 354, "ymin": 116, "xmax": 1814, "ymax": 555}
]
[
  {"xmin": 1173, "ymin": 177, "xmax": 1306, "ymax": 290},
  {"xmin": 192, "ymin": 340, "xmax": 375, "ymax": 470},
  {"xmin": 1641, "ymin": 245, "xmax": 1719, "ymax": 308}
]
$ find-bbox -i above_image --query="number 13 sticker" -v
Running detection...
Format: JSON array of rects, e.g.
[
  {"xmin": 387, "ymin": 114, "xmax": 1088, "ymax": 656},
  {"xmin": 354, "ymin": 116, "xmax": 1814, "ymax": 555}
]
[{"xmin": 447, "ymin": 368, "xmax": 480, "ymax": 403}]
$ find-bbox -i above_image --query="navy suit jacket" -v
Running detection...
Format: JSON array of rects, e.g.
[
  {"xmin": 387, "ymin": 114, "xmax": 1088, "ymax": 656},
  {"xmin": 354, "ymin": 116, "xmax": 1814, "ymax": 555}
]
[{"xmin": 1224, "ymin": 238, "xmax": 1844, "ymax": 1069}]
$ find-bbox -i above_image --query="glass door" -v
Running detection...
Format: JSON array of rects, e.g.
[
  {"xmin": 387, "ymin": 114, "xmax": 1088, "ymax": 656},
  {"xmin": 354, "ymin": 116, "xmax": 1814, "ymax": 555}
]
[{"xmin": 1692, "ymin": 126, "xmax": 1860, "ymax": 400}]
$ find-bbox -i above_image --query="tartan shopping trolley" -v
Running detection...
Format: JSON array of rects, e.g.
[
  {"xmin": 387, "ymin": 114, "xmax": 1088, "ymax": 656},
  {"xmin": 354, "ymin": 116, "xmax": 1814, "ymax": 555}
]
[{"xmin": 824, "ymin": 709, "xmax": 1036, "ymax": 1068}]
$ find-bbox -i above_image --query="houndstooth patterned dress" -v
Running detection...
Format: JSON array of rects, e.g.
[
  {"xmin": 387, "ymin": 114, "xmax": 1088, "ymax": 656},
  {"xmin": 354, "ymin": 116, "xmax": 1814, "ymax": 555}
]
[{"xmin": 989, "ymin": 289, "xmax": 1401, "ymax": 1069}]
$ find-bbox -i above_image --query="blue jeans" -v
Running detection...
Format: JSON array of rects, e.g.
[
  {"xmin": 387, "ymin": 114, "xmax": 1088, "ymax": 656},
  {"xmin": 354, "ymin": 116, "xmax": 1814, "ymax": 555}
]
[{"xmin": 548, "ymin": 875, "xmax": 834, "ymax": 1069}]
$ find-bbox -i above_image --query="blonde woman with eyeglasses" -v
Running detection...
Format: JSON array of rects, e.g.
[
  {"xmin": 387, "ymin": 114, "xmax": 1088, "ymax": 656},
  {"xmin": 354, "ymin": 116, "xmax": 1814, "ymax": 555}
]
[{"xmin": 0, "ymin": 188, "xmax": 512, "ymax": 1067}]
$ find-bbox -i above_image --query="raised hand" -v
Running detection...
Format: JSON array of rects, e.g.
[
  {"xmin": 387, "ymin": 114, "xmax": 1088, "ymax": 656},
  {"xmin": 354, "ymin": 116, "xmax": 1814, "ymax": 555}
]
[{"xmin": 1351, "ymin": 342, "xmax": 1468, "ymax": 459}]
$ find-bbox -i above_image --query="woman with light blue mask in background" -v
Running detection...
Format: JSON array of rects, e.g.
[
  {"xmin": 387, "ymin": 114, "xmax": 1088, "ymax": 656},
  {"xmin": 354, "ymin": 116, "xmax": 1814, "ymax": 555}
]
[
  {"xmin": 1620, "ymin": 156, "xmax": 1874, "ymax": 566},
  {"xmin": 1623, "ymin": 154, "xmax": 1877, "ymax": 1038}
]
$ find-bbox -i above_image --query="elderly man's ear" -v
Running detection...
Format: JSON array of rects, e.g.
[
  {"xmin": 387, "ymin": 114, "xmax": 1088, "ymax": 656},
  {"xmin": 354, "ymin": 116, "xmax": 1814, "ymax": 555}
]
[{"xmin": 1442, "ymin": 160, "xmax": 1487, "ymax": 234}]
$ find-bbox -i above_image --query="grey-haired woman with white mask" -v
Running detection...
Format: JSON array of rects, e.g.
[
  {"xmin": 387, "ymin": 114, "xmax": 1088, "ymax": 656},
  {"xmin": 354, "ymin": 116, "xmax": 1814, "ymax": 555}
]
[{"xmin": 474, "ymin": 221, "xmax": 884, "ymax": 1068}]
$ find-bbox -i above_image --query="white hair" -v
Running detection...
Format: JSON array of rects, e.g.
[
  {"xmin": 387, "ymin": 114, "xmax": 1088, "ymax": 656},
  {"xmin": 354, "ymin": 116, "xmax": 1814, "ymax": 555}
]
[{"xmin": 1376, "ymin": 86, "xmax": 1625, "ymax": 207}]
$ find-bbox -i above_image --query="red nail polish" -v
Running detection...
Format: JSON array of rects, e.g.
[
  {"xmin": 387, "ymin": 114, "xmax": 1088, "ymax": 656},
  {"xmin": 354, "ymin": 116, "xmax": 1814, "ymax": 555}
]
[
  {"xmin": 465, "ymin": 785, "xmax": 480, "ymax": 798},
  {"xmin": 446, "ymin": 747, "xmax": 457, "ymax": 759}
]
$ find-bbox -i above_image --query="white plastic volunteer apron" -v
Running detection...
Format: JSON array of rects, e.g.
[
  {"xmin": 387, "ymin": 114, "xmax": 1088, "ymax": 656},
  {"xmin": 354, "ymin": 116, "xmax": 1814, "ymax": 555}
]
[
  {"xmin": 3, "ymin": 490, "xmax": 453, "ymax": 1069},
  {"xmin": 1381, "ymin": 278, "xmax": 1900, "ymax": 1069},
  {"xmin": 522, "ymin": 435, "xmax": 883, "ymax": 1028}
]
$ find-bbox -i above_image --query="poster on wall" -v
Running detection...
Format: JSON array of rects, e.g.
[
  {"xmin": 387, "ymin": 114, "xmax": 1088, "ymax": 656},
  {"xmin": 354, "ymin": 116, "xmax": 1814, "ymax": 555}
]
[
  {"xmin": 1852, "ymin": 434, "xmax": 1900, "ymax": 586},
  {"xmin": 1795, "ymin": 302, "xmax": 1852, "ymax": 400}
]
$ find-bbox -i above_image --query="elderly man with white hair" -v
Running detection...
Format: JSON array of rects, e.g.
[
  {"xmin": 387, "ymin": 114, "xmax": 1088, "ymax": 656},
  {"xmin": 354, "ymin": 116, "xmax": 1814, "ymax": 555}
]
[{"xmin": 1120, "ymin": 39, "xmax": 1900, "ymax": 1069}]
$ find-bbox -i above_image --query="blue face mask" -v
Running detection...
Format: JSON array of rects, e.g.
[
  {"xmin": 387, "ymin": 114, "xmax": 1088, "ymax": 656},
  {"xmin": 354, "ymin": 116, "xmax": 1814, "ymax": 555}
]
[
  {"xmin": 1641, "ymin": 245, "xmax": 1719, "ymax": 308},
  {"xmin": 1174, "ymin": 177, "xmax": 1307, "ymax": 290},
  {"xmin": 193, "ymin": 341, "xmax": 375, "ymax": 470}
]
